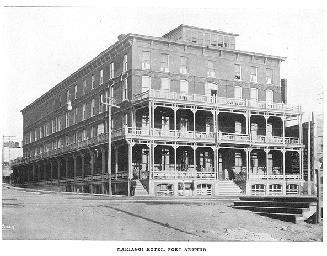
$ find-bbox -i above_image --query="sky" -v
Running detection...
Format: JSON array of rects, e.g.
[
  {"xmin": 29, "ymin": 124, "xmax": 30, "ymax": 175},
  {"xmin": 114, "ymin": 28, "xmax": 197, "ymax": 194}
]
[{"xmin": 1, "ymin": 6, "xmax": 325, "ymax": 143}]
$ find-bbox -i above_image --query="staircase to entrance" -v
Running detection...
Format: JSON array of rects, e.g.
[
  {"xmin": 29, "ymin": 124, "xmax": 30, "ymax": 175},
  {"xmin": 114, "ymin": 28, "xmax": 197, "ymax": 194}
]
[
  {"xmin": 216, "ymin": 180, "xmax": 243, "ymax": 196},
  {"xmin": 134, "ymin": 179, "xmax": 149, "ymax": 196}
]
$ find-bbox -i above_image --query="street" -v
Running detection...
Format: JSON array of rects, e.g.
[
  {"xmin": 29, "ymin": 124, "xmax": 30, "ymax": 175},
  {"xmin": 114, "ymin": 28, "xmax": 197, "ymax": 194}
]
[{"xmin": 2, "ymin": 185, "xmax": 323, "ymax": 241}]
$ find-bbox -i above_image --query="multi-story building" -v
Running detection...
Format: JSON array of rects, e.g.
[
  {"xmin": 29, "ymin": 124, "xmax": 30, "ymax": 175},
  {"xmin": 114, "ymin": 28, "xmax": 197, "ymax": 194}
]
[{"xmin": 12, "ymin": 25, "xmax": 304, "ymax": 196}]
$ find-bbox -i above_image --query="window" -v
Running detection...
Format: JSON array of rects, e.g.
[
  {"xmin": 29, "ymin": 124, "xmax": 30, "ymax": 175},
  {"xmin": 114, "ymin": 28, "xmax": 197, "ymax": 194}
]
[
  {"xmin": 105, "ymin": 90, "xmax": 109, "ymax": 111},
  {"xmin": 266, "ymin": 90, "xmax": 273, "ymax": 103},
  {"xmin": 234, "ymin": 64, "xmax": 241, "ymax": 80},
  {"xmin": 83, "ymin": 129, "xmax": 87, "ymax": 140},
  {"xmin": 90, "ymin": 126, "xmax": 95, "ymax": 138},
  {"xmin": 180, "ymin": 80, "xmax": 188, "ymax": 95},
  {"xmin": 123, "ymin": 54, "xmax": 128, "ymax": 73},
  {"xmin": 99, "ymin": 70, "xmax": 103, "ymax": 85},
  {"xmin": 234, "ymin": 86, "xmax": 242, "ymax": 99},
  {"xmin": 142, "ymin": 51, "xmax": 151, "ymax": 70},
  {"xmin": 160, "ymin": 78, "xmax": 170, "ymax": 92},
  {"xmin": 74, "ymin": 85, "xmax": 77, "ymax": 99},
  {"xmin": 122, "ymin": 79, "xmax": 128, "ymax": 100},
  {"xmin": 205, "ymin": 82, "xmax": 218, "ymax": 97},
  {"xmin": 97, "ymin": 123, "xmax": 104, "ymax": 135},
  {"xmin": 266, "ymin": 68, "xmax": 273, "ymax": 84},
  {"xmin": 82, "ymin": 103, "xmax": 86, "ymax": 120},
  {"xmin": 235, "ymin": 152, "xmax": 242, "ymax": 166},
  {"xmin": 58, "ymin": 117, "xmax": 62, "ymax": 131},
  {"xmin": 66, "ymin": 90, "xmax": 70, "ymax": 103},
  {"xmin": 180, "ymin": 56, "xmax": 188, "ymax": 74},
  {"xmin": 218, "ymin": 35, "xmax": 223, "ymax": 47},
  {"xmin": 160, "ymin": 54, "xmax": 169, "ymax": 72},
  {"xmin": 91, "ymin": 99, "xmax": 95, "ymax": 116},
  {"xmin": 83, "ymin": 80, "xmax": 86, "ymax": 94},
  {"xmin": 142, "ymin": 76, "xmax": 151, "ymax": 93},
  {"xmin": 250, "ymin": 66, "xmax": 257, "ymax": 83},
  {"xmin": 90, "ymin": 75, "xmax": 94, "ymax": 89},
  {"xmin": 207, "ymin": 60, "xmax": 215, "ymax": 78},
  {"xmin": 123, "ymin": 114, "xmax": 128, "ymax": 127},
  {"xmin": 73, "ymin": 108, "xmax": 78, "ymax": 124},
  {"xmin": 250, "ymin": 88, "xmax": 258, "ymax": 101},
  {"xmin": 99, "ymin": 94, "xmax": 104, "ymax": 113},
  {"xmin": 52, "ymin": 119, "xmax": 56, "ymax": 133},
  {"xmin": 109, "ymin": 62, "xmax": 115, "ymax": 79},
  {"xmin": 223, "ymin": 36, "xmax": 229, "ymax": 48},
  {"xmin": 66, "ymin": 112, "xmax": 69, "ymax": 128}
]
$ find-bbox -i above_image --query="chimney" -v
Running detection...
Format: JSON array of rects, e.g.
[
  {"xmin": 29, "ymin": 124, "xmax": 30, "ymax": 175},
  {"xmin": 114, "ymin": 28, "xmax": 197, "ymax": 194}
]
[{"xmin": 281, "ymin": 79, "xmax": 287, "ymax": 104}]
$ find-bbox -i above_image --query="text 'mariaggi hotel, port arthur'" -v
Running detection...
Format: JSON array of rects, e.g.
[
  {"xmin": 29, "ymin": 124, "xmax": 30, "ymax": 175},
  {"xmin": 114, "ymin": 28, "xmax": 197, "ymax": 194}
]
[{"xmin": 12, "ymin": 25, "xmax": 304, "ymax": 197}]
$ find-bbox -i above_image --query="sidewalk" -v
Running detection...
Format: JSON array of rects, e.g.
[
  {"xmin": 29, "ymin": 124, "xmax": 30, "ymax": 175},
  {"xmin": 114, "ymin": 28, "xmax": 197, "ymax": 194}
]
[{"xmin": 2, "ymin": 183, "xmax": 239, "ymax": 203}]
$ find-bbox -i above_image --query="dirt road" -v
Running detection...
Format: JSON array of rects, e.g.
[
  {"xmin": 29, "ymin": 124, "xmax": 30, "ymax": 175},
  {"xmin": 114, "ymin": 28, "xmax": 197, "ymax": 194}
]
[{"xmin": 2, "ymin": 185, "xmax": 322, "ymax": 241}]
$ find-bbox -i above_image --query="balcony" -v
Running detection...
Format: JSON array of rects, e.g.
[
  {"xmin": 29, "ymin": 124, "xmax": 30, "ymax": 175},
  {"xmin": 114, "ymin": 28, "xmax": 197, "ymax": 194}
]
[
  {"xmin": 251, "ymin": 135, "xmax": 300, "ymax": 145},
  {"xmin": 17, "ymin": 129, "xmax": 301, "ymax": 165},
  {"xmin": 133, "ymin": 89, "xmax": 301, "ymax": 113},
  {"xmin": 249, "ymin": 174, "xmax": 301, "ymax": 180}
]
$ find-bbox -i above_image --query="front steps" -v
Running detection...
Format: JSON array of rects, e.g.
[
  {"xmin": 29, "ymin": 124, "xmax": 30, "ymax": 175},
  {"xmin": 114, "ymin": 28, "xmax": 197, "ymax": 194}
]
[
  {"xmin": 233, "ymin": 196, "xmax": 317, "ymax": 223},
  {"xmin": 134, "ymin": 180, "xmax": 149, "ymax": 196},
  {"xmin": 216, "ymin": 180, "xmax": 243, "ymax": 196}
]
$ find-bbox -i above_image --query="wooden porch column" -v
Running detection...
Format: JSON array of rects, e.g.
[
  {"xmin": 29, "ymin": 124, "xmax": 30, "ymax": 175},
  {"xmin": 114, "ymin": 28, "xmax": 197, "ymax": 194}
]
[
  {"xmin": 115, "ymin": 146, "xmax": 118, "ymax": 178},
  {"xmin": 65, "ymin": 157, "xmax": 69, "ymax": 180},
  {"xmin": 148, "ymin": 143, "xmax": 152, "ymax": 179},
  {"xmin": 282, "ymin": 149, "xmax": 286, "ymax": 180},
  {"xmin": 193, "ymin": 145, "xmax": 197, "ymax": 173},
  {"xmin": 299, "ymin": 149, "xmax": 303, "ymax": 180},
  {"xmin": 101, "ymin": 149, "xmax": 106, "ymax": 194},
  {"xmin": 37, "ymin": 163, "xmax": 41, "ymax": 182},
  {"xmin": 90, "ymin": 151, "xmax": 94, "ymax": 194},
  {"xmin": 213, "ymin": 146, "xmax": 218, "ymax": 180},
  {"xmin": 245, "ymin": 111, "xmax": 250, "ymax": 135},
  {"xmin": 81, "ymin": 153, "xmax": 85, "ymax": 192},
  {"xmin": 264, "ymin": 114, "xmax": 269, "ymax": 136},
  {"xmin": 50, "ymin": 160, "xmax": 53, "ymax": 184},
  {"xmin": 127, "ymin": 142, "xmax": 133, "ymax": 196},
  {"xmin": 282, "ymin": 115, "xmax": 286, "ymax": 144},
  {"xmin": 73, "ymin": 155, "xmax": 77, "ymax": 192},
  {"xmin": 173, "ymin": 145, "xmax": 177, "ymax": 179},
  {"xmin": 57, "ymin": 159, "xmax": 60, "ymax": 185},
  {"xmin": 216, "ymin": 111, "xmax": 220, "ymax": 142},
  {"xmin": 246, "ymin": 148, "xmax": 249, "ymax": 180},
  {"xmin": 192, "ymin": 108, "xmax": 196, "ymax": 138},
  {"xmin": 151, "ymin": 143, "xmax": 155, "ymax": 179},
  {"xmin": 32, "ymin": 163, "xmax": 35, "ymax": 182},
  {"xmin": 43, "ymin": 161, "xmax": 47, "ymax": 181},
  {"xmin": 148, "ymin": 101, "xmax": 152, "ymax": 135},
  {"xmin": 264, "ymin": 148, "xmax": 269, "ymax": 175},
  {"xmin": 27, "ymin": 166, "xmax": 30, "ymax": 183},
  {"xmin": 299, "ymin": 114, "xmax": 303, "ymax": 144},
  {"xmin": 173, "ymin": 107, "xmax": 177, "ymax": 137}
]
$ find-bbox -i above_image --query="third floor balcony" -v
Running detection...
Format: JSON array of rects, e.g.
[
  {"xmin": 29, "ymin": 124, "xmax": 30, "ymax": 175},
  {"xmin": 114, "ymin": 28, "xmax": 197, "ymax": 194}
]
[{"xmin": 133, "ymin": 89, "xmax": 301, "ymax": 113}]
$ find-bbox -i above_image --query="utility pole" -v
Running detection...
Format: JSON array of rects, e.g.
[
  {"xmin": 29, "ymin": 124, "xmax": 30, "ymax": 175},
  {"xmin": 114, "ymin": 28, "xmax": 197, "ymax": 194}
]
[{"xmin": 102, "ymin": 86, "xmax": 120, "ymax": 196}]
